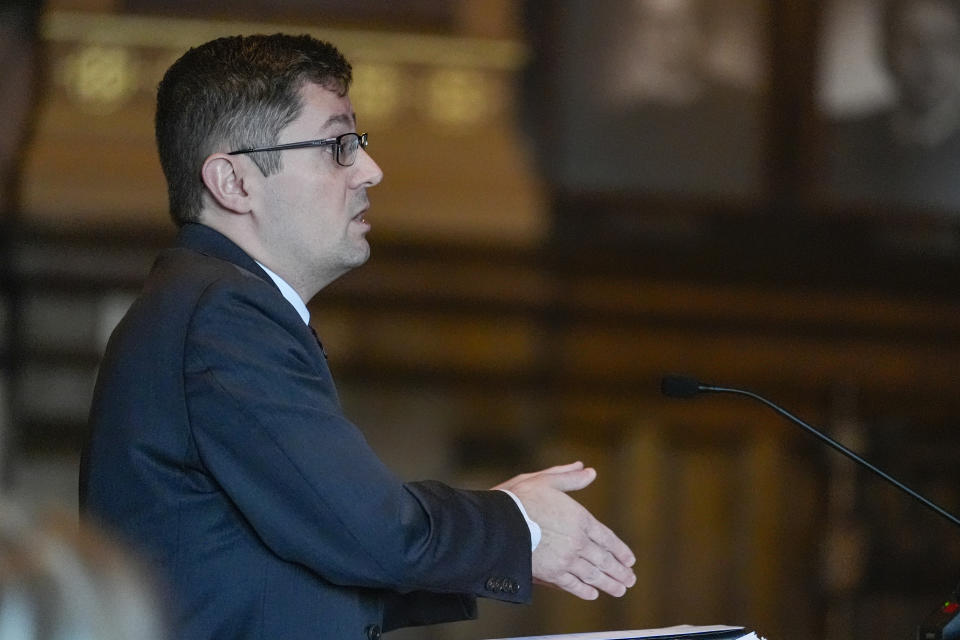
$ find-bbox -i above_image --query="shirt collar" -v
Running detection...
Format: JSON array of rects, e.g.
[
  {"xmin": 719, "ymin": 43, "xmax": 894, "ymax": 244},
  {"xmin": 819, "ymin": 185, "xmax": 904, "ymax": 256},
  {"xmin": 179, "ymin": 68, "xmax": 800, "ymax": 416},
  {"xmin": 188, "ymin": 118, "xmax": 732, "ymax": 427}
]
[{"xmin": 255, "ymin": 261, "xmax": 310, "ymax": 325}]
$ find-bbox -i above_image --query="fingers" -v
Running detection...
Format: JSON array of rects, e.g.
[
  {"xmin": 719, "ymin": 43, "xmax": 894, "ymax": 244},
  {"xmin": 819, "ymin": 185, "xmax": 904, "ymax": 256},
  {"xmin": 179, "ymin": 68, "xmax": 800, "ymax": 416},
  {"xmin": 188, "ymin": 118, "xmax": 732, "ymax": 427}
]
[
  {"xmin": 532, "ymin": 518, "xmax": 637, "ymax": 600},
  {"xmin": 579, "ymin": 541, "xmax": 636, "ymax": 591},
  {"xmin": 544, "ymin": 466, "xmax": 597, "ymax": 492},
  {"xmin": 571, "ymin": 557, "xmax": 629, "ymax": 597},
  {"xmin": 537, "ymin": 461, "xmax": 585, "ymax": 475},
  {"xmin": 586, "ymin": 518, "xmax": 636, "ymax": 568},
  {"xmin": 556, "ymin": 570, "xmax": 600, "ymax": 600},
  {"xmin": 491, "ymin": 461, "xmax": 585, "ymax": 491},
  {"xmin": 572, "ymin": 517, "xmax": 637, "ymax": 597},
  {"xmin": 545, "ymin": 553, "xmax": 633, "ymax": 600},
  {"xmin": 557, "ymin": 545, "xmax": 635, "ymax": 599}
]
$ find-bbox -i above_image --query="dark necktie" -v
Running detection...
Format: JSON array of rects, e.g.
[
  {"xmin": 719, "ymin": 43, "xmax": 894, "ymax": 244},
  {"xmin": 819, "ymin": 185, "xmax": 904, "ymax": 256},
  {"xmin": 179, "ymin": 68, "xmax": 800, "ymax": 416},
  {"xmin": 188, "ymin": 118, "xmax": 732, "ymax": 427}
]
[{"xmin": 309, "ymin": 326, "xmax": 328, "ymax": 359}]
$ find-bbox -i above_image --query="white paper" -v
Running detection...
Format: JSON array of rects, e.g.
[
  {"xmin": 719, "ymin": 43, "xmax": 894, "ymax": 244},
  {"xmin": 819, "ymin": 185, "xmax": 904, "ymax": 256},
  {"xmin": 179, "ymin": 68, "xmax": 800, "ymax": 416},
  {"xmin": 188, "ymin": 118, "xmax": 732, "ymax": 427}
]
[{"xmin": 483, "ymin": 625, "xmax": 762, "ymax": 640}]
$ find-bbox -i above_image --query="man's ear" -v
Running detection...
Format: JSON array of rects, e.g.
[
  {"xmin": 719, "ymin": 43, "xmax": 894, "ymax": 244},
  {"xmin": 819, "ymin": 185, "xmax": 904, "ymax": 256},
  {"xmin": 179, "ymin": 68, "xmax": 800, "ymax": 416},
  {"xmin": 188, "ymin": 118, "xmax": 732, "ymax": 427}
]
[{"xmin": 200, "ymin": 153, "xmax": 255, "ymax": 214}]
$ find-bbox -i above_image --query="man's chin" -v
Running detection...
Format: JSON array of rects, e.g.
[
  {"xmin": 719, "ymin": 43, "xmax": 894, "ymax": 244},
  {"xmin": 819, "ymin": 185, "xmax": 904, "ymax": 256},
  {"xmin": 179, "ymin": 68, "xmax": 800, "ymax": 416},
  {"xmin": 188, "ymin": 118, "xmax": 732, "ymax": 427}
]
[{"xmin": 348, "ymin": 241, "xmax": 371, "ymax": 268}]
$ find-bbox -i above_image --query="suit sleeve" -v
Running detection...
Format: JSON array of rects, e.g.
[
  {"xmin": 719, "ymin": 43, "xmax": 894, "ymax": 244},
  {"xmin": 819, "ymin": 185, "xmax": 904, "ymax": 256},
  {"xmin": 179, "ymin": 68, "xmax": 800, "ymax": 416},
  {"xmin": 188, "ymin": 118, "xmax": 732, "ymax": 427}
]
[
  {"xmin": 380, "ymin": 590, "xmax": 478, "ymax": 632},
  {"xmin": 182, "ymin": 276, "xmax": 532, "ymax": 603}
]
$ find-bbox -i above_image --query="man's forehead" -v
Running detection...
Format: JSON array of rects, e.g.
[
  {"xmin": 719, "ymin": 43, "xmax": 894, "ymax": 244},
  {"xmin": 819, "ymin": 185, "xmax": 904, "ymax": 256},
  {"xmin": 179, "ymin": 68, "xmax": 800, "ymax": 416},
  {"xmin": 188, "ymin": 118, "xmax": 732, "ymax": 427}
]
[{"xmin": 296, "ymin": 83, "xmax": 356, "ymax": 131}]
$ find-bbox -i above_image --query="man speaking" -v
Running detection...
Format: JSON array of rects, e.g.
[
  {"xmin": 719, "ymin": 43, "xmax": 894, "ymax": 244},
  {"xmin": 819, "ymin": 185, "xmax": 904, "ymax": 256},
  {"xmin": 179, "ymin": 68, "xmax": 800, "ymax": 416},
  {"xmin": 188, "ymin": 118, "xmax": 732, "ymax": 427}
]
[{"xmin": 80, "ymin": 34, "xmax": 636, "ymax": 639}]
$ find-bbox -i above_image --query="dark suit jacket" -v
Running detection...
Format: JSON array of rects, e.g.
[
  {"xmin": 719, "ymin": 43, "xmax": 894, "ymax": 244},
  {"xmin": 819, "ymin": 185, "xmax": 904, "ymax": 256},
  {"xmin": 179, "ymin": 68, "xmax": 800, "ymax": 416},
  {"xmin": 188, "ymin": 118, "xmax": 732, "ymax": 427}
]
[{"xmin": 80, "ymin": 223, "xmax": 532, "ymax": 640}]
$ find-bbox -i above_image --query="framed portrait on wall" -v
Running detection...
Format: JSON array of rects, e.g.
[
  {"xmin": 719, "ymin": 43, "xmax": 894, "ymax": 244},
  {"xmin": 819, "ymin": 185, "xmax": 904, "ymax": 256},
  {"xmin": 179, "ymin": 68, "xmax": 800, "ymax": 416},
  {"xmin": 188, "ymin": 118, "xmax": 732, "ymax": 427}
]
[
  {"xmin": 523, "ymin": 0, "xmax": 769, "ymax": 202},
  {"xmin": 814, "ymin": 0, "xmax": 960, "ymax": 219}
]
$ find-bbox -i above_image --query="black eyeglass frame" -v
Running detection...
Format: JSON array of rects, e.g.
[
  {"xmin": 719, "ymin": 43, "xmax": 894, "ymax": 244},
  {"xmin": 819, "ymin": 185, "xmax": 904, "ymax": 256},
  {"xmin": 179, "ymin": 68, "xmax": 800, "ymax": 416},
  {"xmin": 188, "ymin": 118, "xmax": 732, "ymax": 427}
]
[{"xmin": 227, "ymin": 132, "xmax": 368, "ymax": 167}]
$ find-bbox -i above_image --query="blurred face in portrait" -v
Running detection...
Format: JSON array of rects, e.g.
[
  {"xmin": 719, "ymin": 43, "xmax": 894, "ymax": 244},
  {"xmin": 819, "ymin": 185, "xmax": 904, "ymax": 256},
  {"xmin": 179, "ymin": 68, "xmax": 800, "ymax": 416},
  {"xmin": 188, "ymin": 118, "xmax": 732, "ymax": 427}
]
[
  {"xmin": 634, "ymin": 0, "xmax": 708, "ymax": 79},
  {"xmin": 606, "ymin": 0, "xmax": 710, "ymax": 106},
  {"xmin": 886, "ymin": 0, "xmax": 960, "ymax": 115}
]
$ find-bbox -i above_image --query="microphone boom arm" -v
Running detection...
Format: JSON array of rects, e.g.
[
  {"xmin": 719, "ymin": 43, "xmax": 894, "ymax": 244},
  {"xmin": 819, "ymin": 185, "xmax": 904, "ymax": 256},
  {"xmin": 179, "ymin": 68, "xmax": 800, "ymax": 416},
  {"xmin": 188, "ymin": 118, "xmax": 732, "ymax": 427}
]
[{"xmin": 692, "ymin": 381, "xmax": 960, "ymax": 529}]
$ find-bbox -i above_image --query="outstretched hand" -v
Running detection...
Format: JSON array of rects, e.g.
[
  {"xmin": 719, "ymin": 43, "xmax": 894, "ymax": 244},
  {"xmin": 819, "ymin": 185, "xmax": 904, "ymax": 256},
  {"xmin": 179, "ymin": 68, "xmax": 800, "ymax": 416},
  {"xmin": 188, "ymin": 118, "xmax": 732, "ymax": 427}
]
[{"xmin": 494, "ymin": 461, "xmax": 636, "ymax": 600}]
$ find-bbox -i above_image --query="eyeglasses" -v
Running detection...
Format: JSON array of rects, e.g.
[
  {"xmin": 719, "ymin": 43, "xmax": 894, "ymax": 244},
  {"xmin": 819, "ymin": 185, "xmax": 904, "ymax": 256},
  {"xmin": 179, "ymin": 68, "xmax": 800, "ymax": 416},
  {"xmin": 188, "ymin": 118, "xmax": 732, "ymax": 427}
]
[{"xmin": 228, "ymin": 132, "xmax": 369, "ymax": 167}]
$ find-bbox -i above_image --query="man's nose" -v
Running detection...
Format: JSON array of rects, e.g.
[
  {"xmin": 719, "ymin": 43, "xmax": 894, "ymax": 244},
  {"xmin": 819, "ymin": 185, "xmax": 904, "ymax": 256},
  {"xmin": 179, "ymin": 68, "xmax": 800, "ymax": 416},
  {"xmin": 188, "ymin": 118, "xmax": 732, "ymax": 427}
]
[{"xmin": 355, "ymin": 148, "xmax": 383, "ymax": 187}]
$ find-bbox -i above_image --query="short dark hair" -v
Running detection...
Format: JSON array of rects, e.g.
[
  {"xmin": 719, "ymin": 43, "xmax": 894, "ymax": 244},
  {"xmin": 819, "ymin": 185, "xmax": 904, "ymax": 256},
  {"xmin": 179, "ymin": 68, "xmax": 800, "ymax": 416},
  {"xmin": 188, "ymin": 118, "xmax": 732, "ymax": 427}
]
[{"xmin": 155, "ymin": 34, "xmax": 352, "ymax": 226}]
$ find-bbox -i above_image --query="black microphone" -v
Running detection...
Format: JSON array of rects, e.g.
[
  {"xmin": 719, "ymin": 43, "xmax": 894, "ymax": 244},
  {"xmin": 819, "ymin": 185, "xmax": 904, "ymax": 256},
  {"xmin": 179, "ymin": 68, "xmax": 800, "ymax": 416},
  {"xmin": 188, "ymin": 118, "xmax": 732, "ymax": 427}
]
[
  {"xmin": 662, "ymin": 374, "xmax": 960, "ymax": 639},
  {"xmin": 660, "ymin": 374, "xmax": 960, "ymax": 529}
]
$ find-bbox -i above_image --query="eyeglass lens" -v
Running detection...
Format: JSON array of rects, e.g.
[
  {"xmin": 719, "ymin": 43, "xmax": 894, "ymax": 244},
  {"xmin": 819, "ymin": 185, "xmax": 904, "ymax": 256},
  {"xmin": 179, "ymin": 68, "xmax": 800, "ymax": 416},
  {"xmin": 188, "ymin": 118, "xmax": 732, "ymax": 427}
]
[{"xmin": 337, "ymin": 133, "xmax": 364, "ymax": 166}]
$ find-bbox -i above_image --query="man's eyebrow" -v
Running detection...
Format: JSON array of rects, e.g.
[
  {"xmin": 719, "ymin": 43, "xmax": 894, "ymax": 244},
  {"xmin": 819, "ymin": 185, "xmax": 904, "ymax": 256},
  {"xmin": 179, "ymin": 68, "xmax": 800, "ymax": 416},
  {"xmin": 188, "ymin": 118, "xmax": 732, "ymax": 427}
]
[{"xmin": 320, "ymin": 112, "xmax": 356, "ymax": 133}]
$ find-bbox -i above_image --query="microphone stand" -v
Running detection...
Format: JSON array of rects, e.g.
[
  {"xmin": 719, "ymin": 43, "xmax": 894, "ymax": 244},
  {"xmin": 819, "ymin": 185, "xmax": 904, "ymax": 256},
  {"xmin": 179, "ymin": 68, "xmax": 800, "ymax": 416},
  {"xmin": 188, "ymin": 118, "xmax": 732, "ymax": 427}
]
[{"xmin": 660, "ymin": 375, "xmax": 960, "ymax": 640}]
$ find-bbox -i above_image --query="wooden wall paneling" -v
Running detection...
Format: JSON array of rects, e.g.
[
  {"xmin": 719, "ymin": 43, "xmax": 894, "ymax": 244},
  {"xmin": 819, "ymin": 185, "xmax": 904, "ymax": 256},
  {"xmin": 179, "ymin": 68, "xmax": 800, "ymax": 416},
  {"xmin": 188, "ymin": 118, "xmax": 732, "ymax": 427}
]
[
  {"xmin": 616, "ymin": 420, "xmax": 670, "ymax": 628},
  {"xmin": 738, "ymin": 429, "xmax": 788, "ymax": 634}
]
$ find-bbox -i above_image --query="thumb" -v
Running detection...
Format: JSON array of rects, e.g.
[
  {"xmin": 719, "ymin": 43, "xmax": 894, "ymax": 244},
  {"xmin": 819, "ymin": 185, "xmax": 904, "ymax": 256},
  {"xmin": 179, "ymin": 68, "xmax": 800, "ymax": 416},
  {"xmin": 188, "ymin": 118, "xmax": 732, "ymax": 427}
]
[
  {"xmin": 537, "ymin": 461, "xmax": 585, "ymax": 476},
  {"xmin": 545, "ymin": 466, "xmax": 597, "ymax": 493}
]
